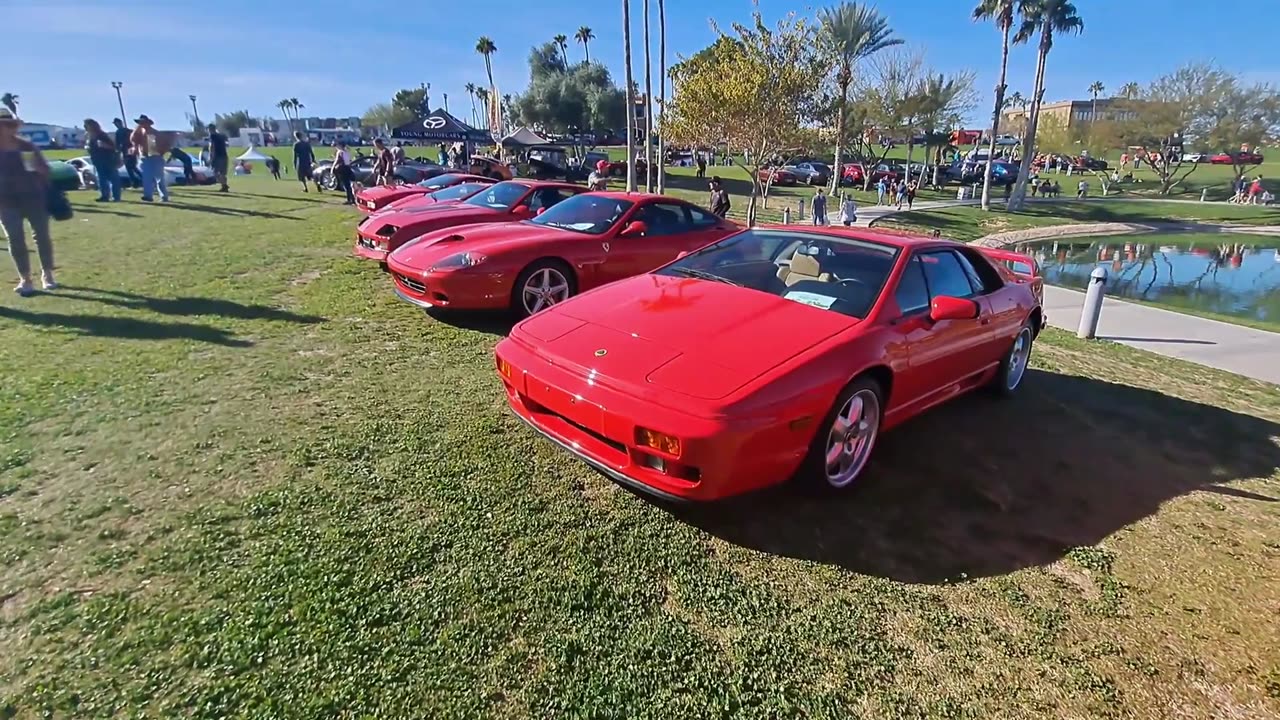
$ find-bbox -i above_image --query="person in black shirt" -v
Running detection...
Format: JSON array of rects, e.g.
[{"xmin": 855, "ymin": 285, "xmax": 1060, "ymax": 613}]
[
  {"xmin": 265, "ymin": 155, "xmax": 281, "ymax": 180},
  {"xmin": 205, "ymin": 124, "xmax": 230, "ymax": 192},
  {"xmin": 292, "ymin": 131, "xmax": 318, "ymax": 192},
  {"xmin": 168, "ymin": 147, "xmax": 195, "ymax": 184},
  {"xmin": 708, "ymin": 175, "xmax": 731, "ymax": 218},
  {"xmin": 112, "ymin": 118, "xmax": 141, "ymax": 188}
]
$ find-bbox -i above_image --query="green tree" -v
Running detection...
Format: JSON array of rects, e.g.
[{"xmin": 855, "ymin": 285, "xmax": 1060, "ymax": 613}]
[
  {"xmin": 664, "ymin": 14, "xmax": 824, "ymax": 224},
  {"xmin": 529, "ymin": 42, "xmax": 567, "ymax": 79},
  {"xmin": 1088, "ymin": 80, "xmax": 1105, "ymax": 124},
  {"xmin": 476, "ymin": 36, "xmax": 499, "ymax": 132},
  {"xmin": 575, "ymin": 26, "xmax": 595, "ymax": 64},
  {"xmin": 213, "ymin": 110, "xmax": 255, "ymax": 138},
  {"xmin": 1118, "ymin": 81, "xmax": 1141, "ymax": 99},
  {"xmin": 363, "ymin": 103, "xmax": 415, "ymax": 132},
  {"xmin": 1008, "ymin": 0, "xmax": 1084, "ymax": 210},
  {"xmin": 475, "ymin": 87, "xmax": 491, "ymax": 130},
  {"xmin": 0, "ymin": 92, "xmax": 17, "ymax": 115},
  {"xmin": 515, "ymin": 56, "xmax": 626, "ymax": 138},
  {"xmin": 553, "ymin": 34, "xmax": 569, "ymax": 66},
  {"xmin": 819, "ymin": 2, "xmax": 902, "ymax": 194},
  {"xmin": 392, "ymin": 87, "xmax": 431, "ymax": 120},
  {"xmin": 973, "ymin": 0, "xmax": 1019, "ymax": 210}
]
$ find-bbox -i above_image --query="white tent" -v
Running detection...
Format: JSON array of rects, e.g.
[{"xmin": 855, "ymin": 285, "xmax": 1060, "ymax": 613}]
[{"xmin": 236, "ymin": 146, "xmax": 271, "ymax": 161}]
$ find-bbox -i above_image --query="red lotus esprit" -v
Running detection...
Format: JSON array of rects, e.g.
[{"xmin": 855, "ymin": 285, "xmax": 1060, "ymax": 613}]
[
  {"xmin": 354, "ymin": 180, "xmax": 584, "ymax": 263},
  {"xmin": 495, "ymin": 227, "xmax": 1045, "ymax": 501},
  {"xmin": 376, "ymin": 180, "xmax": 495, "ymax": 215},
  {"xmin": 356, "ymin": 173, "xmax": 495, "ymax": 214},
  {"xmin": 388, "ymin": 192, "xmax": 739, "ymax": 317}
]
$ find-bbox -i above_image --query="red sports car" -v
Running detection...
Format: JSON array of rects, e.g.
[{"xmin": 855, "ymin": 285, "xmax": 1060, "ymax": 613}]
[
  {"xmin": 757, "ymin": 166, "xmax": 798, "ymax": 186},
  {"xmin": 356, "ymin": 173, "xmax": 495, "ymax": 214},
  {"xmin": 495, "ymin": 227, "xmax": 1044, "ymax": 501},
  {"xmin": 376, "ymin": 181, "xmax": 494, "ymax": 215},
  {"xmin": 388, "ymin": 192, "xmax": 739, "ymax": 317},
  {"xmin": 354, "ymin": 180, "xmax": 584, "ymax": 263},
  {"xmin": 1209, "ymin": 151, "xmax": 1264, "ymax": 166}
]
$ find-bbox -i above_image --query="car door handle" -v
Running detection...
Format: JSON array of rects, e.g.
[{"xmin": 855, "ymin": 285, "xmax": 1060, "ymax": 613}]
[{"xmin": 979, "ymin": 317, "xmax": 991, "ymax": 326}]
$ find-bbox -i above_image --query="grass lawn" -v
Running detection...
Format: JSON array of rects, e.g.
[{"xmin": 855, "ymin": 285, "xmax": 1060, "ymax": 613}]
[
  {"xmin": 2, "ymin": 175, "xmax": 1279, "ymax": 718},
  {"xmin": 875, "ymin": 200, "xmax": 1280, "ymax": 243}
]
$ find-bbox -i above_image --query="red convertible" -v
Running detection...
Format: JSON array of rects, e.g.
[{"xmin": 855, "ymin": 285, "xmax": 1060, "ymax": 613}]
[
  {"xmin": 354, "ymin": 180, "xmax": 584, "ymax": 263},
  {"xmin": 389, "ymin": 192, "xmax": 738, "ymax": 317},
  {"xmin": 356, "ymin": 173, "xmax": 494, "ymax": 214},
  {"xmin": 496, "ymin": 227, "xmax": 1044, "ymax": 501},
  {"xmin": 1209, "ymin": 151, "xmax": 1264, "ymax": 166}
]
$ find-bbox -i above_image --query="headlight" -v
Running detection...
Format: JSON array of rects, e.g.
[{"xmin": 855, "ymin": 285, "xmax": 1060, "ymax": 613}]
[
  {"xmin": 376, "ymin": 224, "xmax": 398, "ymax": 238},
  {"xmin": 429, "ymin": 252, "xmax": 487, "ymax": 272}
]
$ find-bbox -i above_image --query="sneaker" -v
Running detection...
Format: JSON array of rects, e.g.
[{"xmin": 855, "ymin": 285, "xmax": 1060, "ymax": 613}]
[
  {"xmin": 140, "ymin": 197, "xmax": 154, "ymax": 202},
  {"xmin": 14, "ymin": 279, "xmax": 34, "ymax": 297},
  {"xmin": 41, "ymin": 273, "xmax": 57, "ymax": 291}
]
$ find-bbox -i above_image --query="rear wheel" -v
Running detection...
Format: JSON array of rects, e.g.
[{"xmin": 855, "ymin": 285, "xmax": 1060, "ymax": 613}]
[
  {"xmin": 799, "ymin": 376, "xmax": 883, "ymax": 491},
  {"xmin": 512, "ymin": 260, "xmax": 576, "ymax": 318},
  {"xmin": 987, "ymin": 323, "xmax": 1034, "ymax": 396}
]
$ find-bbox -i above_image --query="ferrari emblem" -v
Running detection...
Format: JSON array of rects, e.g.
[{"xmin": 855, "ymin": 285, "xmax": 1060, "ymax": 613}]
[
  {"xmin": 602, "ymin": 242, "xmax": 610, "ymax": 252},
  {"xmin": 594, "ymin": 349, "xmax": 608, "ymax": 357}
]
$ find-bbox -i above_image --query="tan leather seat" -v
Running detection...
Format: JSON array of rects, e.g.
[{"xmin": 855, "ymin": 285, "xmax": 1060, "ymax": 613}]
[{"xmin": 777, "ymin": 252, "xmax": 832, "ymax": 286}]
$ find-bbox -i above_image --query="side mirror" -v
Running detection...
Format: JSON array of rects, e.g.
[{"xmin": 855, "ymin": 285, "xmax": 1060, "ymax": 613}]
[
  {"xmin": 676, "ymin": 250, "xmax": 690, "ymax": 259},
  {"xmin": 620, "ymin": 220, "xmax": 648, "ymax": 237},
  {"xmin": 535, "ymin": 207, "xmax": 547, "ymax": 216},
  {"xmin": 929, "ymin": 296, "xmax": 980, "ymax": 322},
  {"xmin": 513, "ymin": 204, "xmax": 529, "ymax": 215}
]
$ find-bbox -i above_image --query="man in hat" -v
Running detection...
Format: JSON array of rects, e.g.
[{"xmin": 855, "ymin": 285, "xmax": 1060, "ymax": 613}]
[
  {"xmin": 206, "ymin": 123, "xmax": 230, "ymax": 192},
  {"xmin": 130, "ymin": 114, "xmax": 169, "ymax": 202}
]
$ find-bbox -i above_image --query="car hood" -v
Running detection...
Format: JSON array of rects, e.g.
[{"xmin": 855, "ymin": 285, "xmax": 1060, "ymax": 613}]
[
  {"xmin": 389, "ymin": 221, "xmax": 560, "ymax": 268},
  {"xmin": 372, "ymin": 204, "xmax": 500, "ymax": 230},
  {"xmin": 360, "ymin": 185, "xmax": 419, "ymax": 201},
  {"xmin": 516, "ymin": 274, "xmax": 857, "ymax": 400}
]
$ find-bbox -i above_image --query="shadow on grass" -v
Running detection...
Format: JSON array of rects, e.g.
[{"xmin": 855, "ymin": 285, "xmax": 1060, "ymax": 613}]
[
  {"xmin": 74, "ymin": 204, "xmax": 143, "ymax": 218},
  {"xmin": 423, "ymin": 307, "xmax": 513, "ymax": 336},
  {"xmin": 55, "ymin": 287, "xmax": 325, "ymax": 324},
  {"xmin": 669, "ymin": 369, "xmax": 1280, "ymax": 584},
  {"xmin": 0, "ymin": 306, "xmax": 252, "ymax": 346},
  {"xmin": 225, "ymin": 190, "xmax": 335, "ymax": 205},
  {"xmin": 159, "ymin": 200, "xmax": 302, "ymax": 221}
]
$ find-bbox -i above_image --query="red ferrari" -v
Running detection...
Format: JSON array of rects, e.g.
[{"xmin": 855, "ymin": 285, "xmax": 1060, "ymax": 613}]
[
  {"xmin": 496, "ymin": 227, "xmax": 1044, "ymax": 501},
  {"xmin": 388, "ymin": 192, "xmax": 738, "ymax": 317},
  {"xmin": 355, "ymin": 173, "xmax": 494, "ymax": 214},
  {"xmin": 354, "ymin": 180, "xmax": 584, "ymax": 263}
]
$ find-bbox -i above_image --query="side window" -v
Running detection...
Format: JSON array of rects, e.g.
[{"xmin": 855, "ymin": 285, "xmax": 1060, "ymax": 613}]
[
  {"xmin": 919, "ymin": 251, "xmax": 976, "ymax": 300},
  {"xmin": 632, "ymin": 203, "xmax": 693, "ymax": 237},
  {"xmin": 955, "ymin": 248, "xmax": 1005, "ymax": 293},
  {"xmin": 528, "ymin": 188, "xmax": 570, "ymax": 211},
  {"xmin": 687, "ymin": 206, "xmax": 720, "ymax": 228},
  {"xmin": 895, "ymin": 255, "xmax": 931, "ymax": 315}
]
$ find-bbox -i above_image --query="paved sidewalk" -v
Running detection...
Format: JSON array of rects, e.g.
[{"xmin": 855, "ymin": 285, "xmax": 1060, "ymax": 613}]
[{"xmin": 1042, "ymin": 286, "xmax": 1280, "ymax": 385}]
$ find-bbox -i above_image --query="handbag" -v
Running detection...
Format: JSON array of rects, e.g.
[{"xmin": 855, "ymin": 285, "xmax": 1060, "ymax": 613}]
[{"xmin": 47, "ymin": 184, "xmax": 73, "ymax": 221}]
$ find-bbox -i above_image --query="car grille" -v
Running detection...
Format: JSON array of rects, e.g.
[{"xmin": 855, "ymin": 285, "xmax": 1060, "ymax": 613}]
[{"xmin": 396, "ymin": 273, "xmax": 426, "ymax": 293}]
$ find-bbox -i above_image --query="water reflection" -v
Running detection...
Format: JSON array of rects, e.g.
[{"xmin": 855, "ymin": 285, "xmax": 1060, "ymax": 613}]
[{"xmin": 1025, "ymin": 232, "xmax": 1280, "ymax": 324}]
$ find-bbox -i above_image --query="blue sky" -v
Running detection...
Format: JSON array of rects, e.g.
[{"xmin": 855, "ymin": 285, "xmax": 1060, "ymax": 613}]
[{"xmin": 4, "ymin": 0, "xmax": 1278, "ymax": 131}]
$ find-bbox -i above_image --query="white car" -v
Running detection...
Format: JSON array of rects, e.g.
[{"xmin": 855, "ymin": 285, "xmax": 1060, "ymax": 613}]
[
  {"xmin": 994, "ymin": 134, "xmax": 1020, "ymax": 146},
  {"xmin": 68, "ymin": 154, "xmax": 213, "ymax": 185},
  {"xmin": 1181, "ymin": 152, "xmax": 1207, "ymax": 163}
]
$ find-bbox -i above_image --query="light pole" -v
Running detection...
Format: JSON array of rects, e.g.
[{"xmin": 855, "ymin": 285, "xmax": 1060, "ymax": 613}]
[
  {"xmin": 111, "ymin": 81, "xmax": 126, "ymax": 124},
  {"xmin": 443, "ymin": 93, "xmax": 449, "ymax": 113},
  {"xmin": 189, "ymin": 94, "xmax": 201, "ymax": 130}
]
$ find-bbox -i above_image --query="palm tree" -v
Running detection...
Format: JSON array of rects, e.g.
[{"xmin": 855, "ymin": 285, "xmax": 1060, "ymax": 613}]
[
  {"xmin": 1006, "ymin": 90, "xmax": 1026, "ymax": 109},
  {"xmin": 973, "ymin": 0, "xmax": 1018, "ymax": 211},
  {"xmin": 622, "ymin": 0, "xmax": 637, "ymax": 192},
  {"xmin": 476, "ymin": 87, "xmax": 491, "ymax": 130},
  {"xmin": 465, "ymin": 82, "xmax": 478, "ymax": 127},
  {"xmin": 290, "ymin": 98, "xmax": 304, "ymax": 131},
  {"xmin": 1008, "ymin": 0, "xmax": 1084, "ymax": 210},
  {"xmin": 656, "ymin": 0, "xmax": 667, "ymax": 193},
  {"xmin": 575, "ymin": 26, "xmax": 595, "ymax": 64},
  {"xmin": 642, "ymin": 0, "xmax": 654, "ymax": 192},
  {"xmin": 277, "ymin": 99, "xmax": 294, "ymax": 131},
  {"xmin": 1119, "ymin": 81, "xmax": 1141, "ymax": 100},
  {"xmin": 476, "ymin": 36, "xmax": 497, "ymax": 91},
  {"xmin": 1088, "ymin": 80, "xmax": 1105, "ymax": 124},
  {"xmin": 0, "ymin": 93, "xmax": 18, "ymax": 115},
  {"xmin": 819, "ymin": 2, "xmax": 903, "ymax": 195},
  {"xmin": 553, "ymin": 34, "xmax": 569, "ymax": 66}
]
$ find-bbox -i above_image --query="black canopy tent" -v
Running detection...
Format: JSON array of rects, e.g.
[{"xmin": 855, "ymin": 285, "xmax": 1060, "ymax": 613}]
[
  {"xmin": 391, "ymin": 109, "xmax": 491, "ymax": 144},
  {"xmin": 500, "ymin": 126, "xmax": 555, "ymax": 148}
]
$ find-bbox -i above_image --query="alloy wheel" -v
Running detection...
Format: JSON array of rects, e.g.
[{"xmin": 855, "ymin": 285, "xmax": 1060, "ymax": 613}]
[
  {"xmin": 824, "ymin": 388, "xmax": 880, "ymax": 488},
  {"xmin": 521, "ymin": 268, "xmax": 570, "ymax": 315}
]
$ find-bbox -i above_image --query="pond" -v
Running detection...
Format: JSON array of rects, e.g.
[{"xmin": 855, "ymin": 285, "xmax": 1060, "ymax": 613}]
[{"xmin": 1022, "ymin": 232, "xmax": 1280, "ymax": 325}]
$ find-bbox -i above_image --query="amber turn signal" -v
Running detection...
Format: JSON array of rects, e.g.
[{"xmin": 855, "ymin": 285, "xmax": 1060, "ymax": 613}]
[
  {"xmin": 496, "ymin": 356, "xmax": 513, "ymax": 379},
  {"xmin": 636, "ymin": 427, "xmax": 682, "ymax": 457}
]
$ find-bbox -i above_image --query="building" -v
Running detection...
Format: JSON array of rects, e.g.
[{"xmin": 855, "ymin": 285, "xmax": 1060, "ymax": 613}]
[
  {"xmin": 16, "ymin": 123, "xmax": 85, "ymax": 149},
  {"xmin": 1000, "ymin": 98, "xmax": 1138, "ymax": 135}
]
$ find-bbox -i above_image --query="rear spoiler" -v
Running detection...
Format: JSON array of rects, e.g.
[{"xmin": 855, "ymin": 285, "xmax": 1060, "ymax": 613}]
[{"xmin": 977, "ymin": 246, "xmax": 1039, "ymax": 279}]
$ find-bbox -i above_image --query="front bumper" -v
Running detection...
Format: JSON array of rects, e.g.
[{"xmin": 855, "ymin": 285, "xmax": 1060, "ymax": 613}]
[
  {"xmin": 353, "ymin": 235, "xmax": 389, "ymax": 262},
  {"xmin": 387, "ymin": 264, "xmax": 511, "ymax": 311}
]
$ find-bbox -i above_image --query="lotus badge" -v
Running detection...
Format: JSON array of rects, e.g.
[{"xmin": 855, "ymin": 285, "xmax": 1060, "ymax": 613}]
[{"xmin": 594, "ymin": 349, "xmax": 608, "ymax": 357}]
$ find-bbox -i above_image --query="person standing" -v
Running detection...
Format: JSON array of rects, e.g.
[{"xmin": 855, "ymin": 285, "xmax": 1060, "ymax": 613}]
[
  {"xmin": 0, "ymin": 109, "xmax": 56, "ymax": 296},
  {"xmin": 875, "ymin": 177, "xmax": 887, "ymax": 205},
  {"xmin": 292, "ymin": 131, "xmax": 318, "ymax": 192},
  {"xmin": 906, "ymin": 181, "xmax": 917, "ymax": 210},
  {"xmin": 811, "ymin": 188, "xmax": 827, "ymax": 226},
  {"xmin": 838, "ymin": 193, "xmax": 858, "ymax": 226},
  {"xmin": 437, "ymin": 142, "xmax": 448, "ymax": 166},
  {"xmin": 130, "ymin": 114, "xmax": 169, "ymax": 202},
  {"xmin": 708, "ymin": 176, "xmax": 731, "ymax": 218},
  {"xmin": 372, "ymin": 139, "xmax": 394, "ymax": 185},
  {"xmin": 1076, "ymin": 179, "xmax": 1089, "ymax": 199},
  {"xmin": 206, "ymin": 124, "xmax": 230, "ymax": 192},
  {"xmin": 112, "ymin": 118, "xmax": 141, "ymax": 189},
  {"xmin": 695, "ymin": 152, "xmax": 706, "ymax": 179},
  {"xmin": 332, "ymin": 141, "xmax": 355, "ymax": 204},
  {"xmin": 84, "ymin": 118, "xmax": 121, "ymax": 202}
]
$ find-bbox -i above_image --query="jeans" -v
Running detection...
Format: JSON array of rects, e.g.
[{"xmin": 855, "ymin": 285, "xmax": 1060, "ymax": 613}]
[
  {"xmin": 93, "ymin": 159, "xmax": 122, "ymax": 201},
  {"xmin": 338, "ymin": 173, "xmax": 355, "ymax": 204},
  {"xmin": 123, "ymin": 154, "xmax": 142, "ymax": 188},
  {"xmin": 139, "ymin": 155, "xmax": 169, "ymax": 201},
  {"xmin": 812, "ymin": 211, "xmax": 826, "ymax": 225},
  {"xmin": 1, "ymin": 201, "xmax": 54, "ymax": 279}
]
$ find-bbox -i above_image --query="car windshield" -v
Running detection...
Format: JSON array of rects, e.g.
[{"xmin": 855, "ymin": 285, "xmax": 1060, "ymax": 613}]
[
  {"xmin": 418, "ymin": 173, "xmax": 468, "ymax": 190},
  {"xmin": 653, "ymin": 229, "xmax": 899, "ymax": 319},
  {"xmin": 528, "ymin": 195, "xmax": 634, "ymax": 235},
  {"xmin": 429, "ymin": 182, "xmax": 487, "ymax": 202},
  {"xmin": 462, "ymin": 181, "xmax": 528, "ymax": 210}
]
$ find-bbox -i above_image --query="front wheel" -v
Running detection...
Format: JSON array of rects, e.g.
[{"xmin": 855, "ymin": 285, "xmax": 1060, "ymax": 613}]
[
  {"xmin": 799, "ymin": 376, "xmax": 884, "ymax": 491},
  {"xmin": 987, "ymin": 323, "xmax": 1034, "ymax": 395},
  {"xmin": 512, "ymin": 260, "xmax": 576, "ymax": 318}
]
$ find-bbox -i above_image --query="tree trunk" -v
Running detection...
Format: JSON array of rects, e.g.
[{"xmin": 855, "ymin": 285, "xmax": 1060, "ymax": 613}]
[
  {"xmin": 642, "ymin": 0, "xmax": 653, "ymax": 193},
  {"xmin": 829, "ymin": 72, "xmax": 849, "ymax": 195},
  {"xmin": 622, "ymin": 0, "xmax": 637, "ymax": 192},
  {"xmin": 656, "ymin": 0, "xmax": 666, "ymax": 194},
  {"xmin": 981, "ymin": 25, "xmax": 1011, "ymax": 211},
  {"xmin": 585, "ymin": 42, "xmax": 591, "ymax": 65},
  {"xmin": 1008, "ymin": 37, "xmax": 1048, "ymax": 211}
]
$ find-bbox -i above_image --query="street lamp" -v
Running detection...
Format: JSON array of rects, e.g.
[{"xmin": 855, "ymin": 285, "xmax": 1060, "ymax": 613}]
[
  {"xmin": 189, "ymin": 94, "xmax": 201, "ymax": 134},
  {"xmin": 111, "ymin": 81, "xmax": 126, "ymax": 124}
]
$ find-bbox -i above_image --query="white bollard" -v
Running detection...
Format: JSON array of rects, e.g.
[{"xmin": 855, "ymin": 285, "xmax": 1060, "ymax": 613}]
[
  {"xmin": 782, "ymin": 207, "xmax": 791, "ymax": 224},
  {"xmin": 1200, "ymin": 188, "xmax": 1208, "ymax": 202},
  {"xmin": 1077, "ymin": 266, "xmax": 1108, "ymax": 339}
]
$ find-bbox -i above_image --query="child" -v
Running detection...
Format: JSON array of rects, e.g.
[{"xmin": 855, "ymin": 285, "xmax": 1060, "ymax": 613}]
[{"xmin": 811, "ymin": 188, "xmax": 827, "ymax": 226}]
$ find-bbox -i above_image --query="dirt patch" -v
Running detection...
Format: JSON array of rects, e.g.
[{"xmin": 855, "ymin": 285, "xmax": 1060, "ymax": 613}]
[{"xmin": 290, "ymin": 269, "xmax": 324, "ymax": 286}]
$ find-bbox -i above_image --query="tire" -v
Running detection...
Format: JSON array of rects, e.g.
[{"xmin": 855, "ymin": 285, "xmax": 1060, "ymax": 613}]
[
  {"xmin": 797, "ymin": 376, "xmax": 884, "ymax": 491},
  {"xmin": 511, "ymin": 260, "xmax": 576, "ymax": 318},
  {"xmin": 986, "ymin": 322, "xmax": 1035, "ymax": 396}
]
